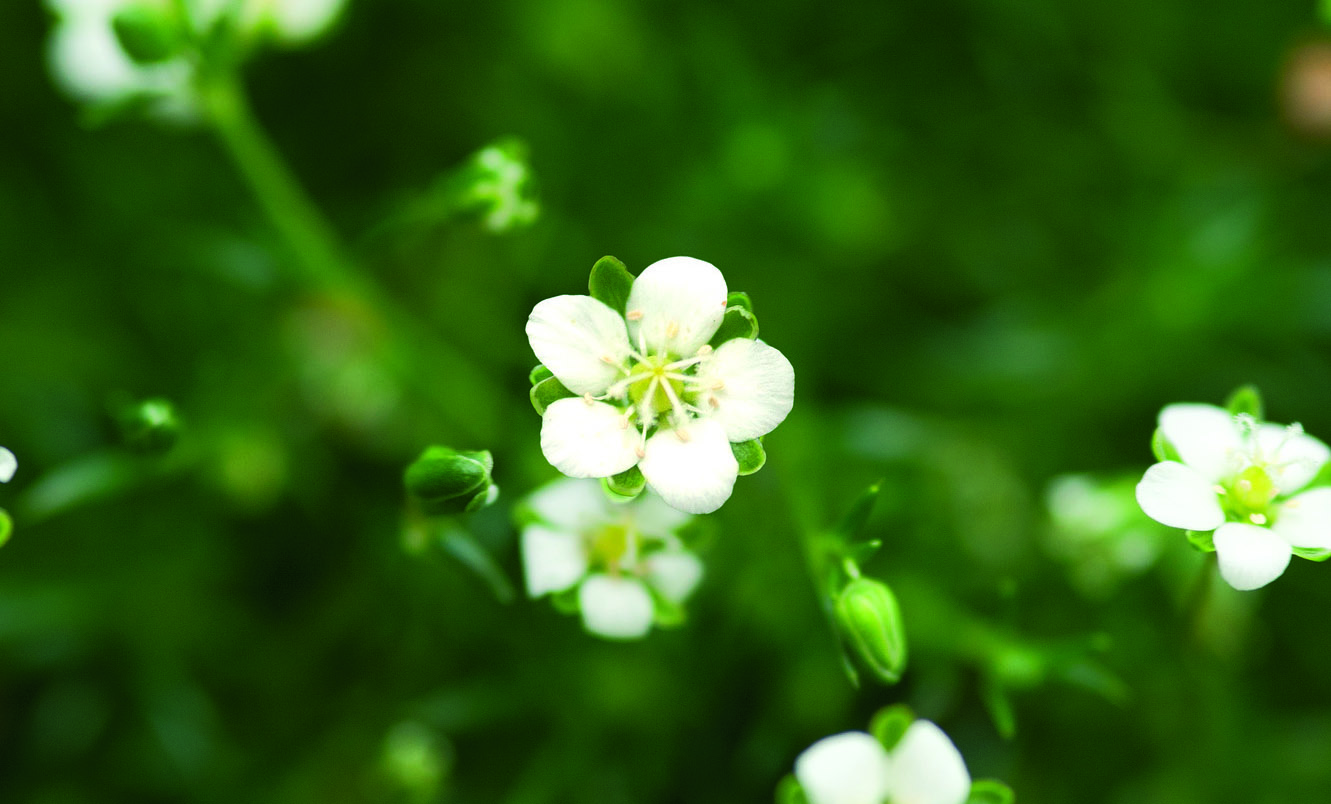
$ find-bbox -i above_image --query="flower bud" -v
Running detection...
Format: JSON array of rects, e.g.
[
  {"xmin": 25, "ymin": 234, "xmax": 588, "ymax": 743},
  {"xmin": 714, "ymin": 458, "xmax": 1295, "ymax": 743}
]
[
  {"xmin": 111, "ymin": 2, "xmax": 184, "ymax": 65},
  {"xmin": 404, "ymin": 446, "xmax": 498, "ymax": 515},
  {"xmin": 118, "ymin": 398, "xmax": 181, "ymax": 455},
  {"xmin": 835, "ymin": 577, "xmax": 907, "ymax": 684}
]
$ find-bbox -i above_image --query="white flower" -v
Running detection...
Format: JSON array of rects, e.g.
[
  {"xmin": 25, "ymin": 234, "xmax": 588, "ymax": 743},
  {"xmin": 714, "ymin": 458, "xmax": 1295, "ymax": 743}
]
[
  {"xmin": 0, "ymin": 448, "xmax": 15, "ymax": 484},
  {"xmin": 46, "ymin": 0, "xmax": 195, "ymax": 109},
  {"xmin": 240, "ymin": 0, "xmax": 347, "ymax": 45},
  {"xmin": 527, "ymin": 256, "xmax": 795, "ymax": 514},
  {"xmin": 794, "ymin": 721, "xmax": 972, "ymax": 804},
  {"xmin": 1135, "ymin": 403, "xmax": 1331, "ymax": 590},
  {"xmin": 520, "ymin": 478, "xmax": 703, "ymax": 640}
]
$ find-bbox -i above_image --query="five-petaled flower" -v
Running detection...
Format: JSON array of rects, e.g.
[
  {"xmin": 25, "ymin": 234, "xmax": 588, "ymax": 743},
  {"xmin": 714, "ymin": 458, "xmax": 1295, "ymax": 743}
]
[
  {"xmin": 526, "ymin": 256, "xmax": 794, "ymax": 514},
  {"xmin": 519, "ymin": 478, "xmax": 703, "ymax": 640},
  {"xmin": 794, "ymin": 720, "xmax": 971, "ymax": 804},
  {"xmin": 1135, "ymin": 403, "xmax": 1331, "ymax": 590}
]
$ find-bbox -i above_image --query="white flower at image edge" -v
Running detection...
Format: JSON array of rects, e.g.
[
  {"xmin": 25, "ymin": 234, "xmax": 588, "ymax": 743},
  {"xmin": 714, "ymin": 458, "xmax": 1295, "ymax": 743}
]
[
  {"xmin": 46, "ymin": 0, "xmax": 193, "ymax": 106},
  {"xmin": 0, "ymin": 448, "xmax": 15, "ymax": 484},
  {"xmin": 527, "ymin": 256, "xmax": 795, "ymax": 514},
  {"xmin": 1135, "ymin": 403, "xmax": 1331, "ymax": 591},
  {"xmin": 794, "ymin": 721, "xmax": 971, "ymax": 804},
  {"xmin": 242, "ymin": 0, "xmax": 347, "ymax": 44},
  {"xmin": 520, "ymin": 479, "xmax": 703, "ymax": 640}
]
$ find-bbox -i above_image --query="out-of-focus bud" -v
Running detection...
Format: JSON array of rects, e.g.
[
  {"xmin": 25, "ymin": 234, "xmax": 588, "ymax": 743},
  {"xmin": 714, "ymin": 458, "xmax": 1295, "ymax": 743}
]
[
  {"xmin": 835, "ymin": 577, "xmax": 907, "ymax": 684},
  {"xmin": 404, "ymin": 446, "xmax": 498, "ymax": 515},
  {"xmin": 118, "ymin": 398, "xmax": 181, "ymax": 455},
  {"xmin": 111, "ymin": 2, "xmax": 184, "ymax": 65},
  {"xmin": 379, "ymin": 721, "xmax": 450, "ymax": 803}
]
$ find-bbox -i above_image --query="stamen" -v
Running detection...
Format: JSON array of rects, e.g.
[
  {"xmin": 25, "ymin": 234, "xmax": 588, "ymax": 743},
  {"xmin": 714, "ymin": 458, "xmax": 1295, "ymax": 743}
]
[
  {"xmin": 626, "ymin": 310, "xmax": 644, "ymax": 321},
  {"xmin": 582, "ymin": 393, "xmax": 595, "ymax": 406},
  {"xmin": 696, "ymin": 344, "xmax": 713, "ymax": 357},
  {"xmin": 1250, "ymin": 513, "xmax": 1268, "ymax": 525},
  {"xmin": 708, "ymin": 396, "xmax": 720, "ymax": 409},
  {"xmin": 659, "ymin": 376, "xmax": 689, "ymax": 422}
]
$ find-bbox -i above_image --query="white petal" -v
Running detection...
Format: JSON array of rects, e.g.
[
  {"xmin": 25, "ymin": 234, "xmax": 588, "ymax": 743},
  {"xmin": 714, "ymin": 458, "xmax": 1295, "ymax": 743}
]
[
  {"xmin": 1274, "ymin": 487, "xmax": 1331, "ymax": 551},
  {"xmin": 1134, "ymin": 461, "xmax": 1226, "ymax": 531},
  {"xmin": 1258, "ymin": 424, "xmax": 1330, "ymax": 495},
  {"xmin": 629, "ymin": 491, "xmax": 693, "ymax": 538},
  {"xmin": 694, "ymin": 338, "xmax": 795, "ymax": 442},
  {"xmin": 1213, "ymin": 523, "xmax": 1293, "ymax": 591},
  {"xmin": 1159, "ymin": 404, "xmax": 1242, "ymax": 483},
  {"xmin": 578, "ymin": 575, "xmax": 655, "ymax": 640},
  {"xmin": 525, "ymin": 478, "xmax": 609, "ymax": 531},
  {"xmin": 527, "ymin": 295, "xmax": 631, "ymax": 394},
  {"xmin": 48, "ymin": 19, "xmax": 186, "ymax": 102},
  {"xmin": 639, "ymin": 419, "xmax": 738, "ymax": 514},
  {"xmin": 248, "ymin": 0, "xmax": 347, "ymax": 41},
  {"xmin": 540, "ymin": 399, "xmax": 641, "ymax": 479},
  {"xmin": 625, "ymin": 257, "xmax": 728, "ymax": 357},
  {"xmin": 883, "ymin": 721, "xmax": 972, "ymax": 804},
  {"xmin": 645, "ymin": 550, "xmax": 703, "ymax": 603},
  {"xmin": 0, "ymin": 448, "xmax": 15, "ymax": 483},
  {"xmin": 521, "ymin": 525, "xmax": 588, "ymax": 597},
  {"xmin": 793, "ymin": 731, "xmax": 891, "ymax": 804}
]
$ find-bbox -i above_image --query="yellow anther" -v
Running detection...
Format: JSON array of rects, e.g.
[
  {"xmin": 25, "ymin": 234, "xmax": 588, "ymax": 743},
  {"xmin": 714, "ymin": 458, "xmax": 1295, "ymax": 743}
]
[{"xmin": 627, "ymin": 310, "xmax": 644, "ymax": 321}]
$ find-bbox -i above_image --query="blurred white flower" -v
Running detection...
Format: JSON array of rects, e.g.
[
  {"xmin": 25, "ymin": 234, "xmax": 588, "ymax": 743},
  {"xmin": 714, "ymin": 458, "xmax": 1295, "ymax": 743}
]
[
  {"xmin": 240, "ymin": 0, "xmax": 347, "ymax": 45},
  {"xmin": 527, "ymin": 256, "xmax": 794, "ymax": 513},
  {"xmin": 794, "ymin": 721, "xmax": 971, "ymax": 804},
  {"xmin": 1136, "ymin": 403, "xmax": 1331, "ymax": 590},
  {"xmin": 1046, "ymin": 473, "xmax": 1167, "ymax": 595},
  {"xmin": 0, "ymin": 448, "xmax": 16, "ymax": 484},
  {"xmin": 520, "ymin": 478, "xmax": 702, "ymax": 640}
]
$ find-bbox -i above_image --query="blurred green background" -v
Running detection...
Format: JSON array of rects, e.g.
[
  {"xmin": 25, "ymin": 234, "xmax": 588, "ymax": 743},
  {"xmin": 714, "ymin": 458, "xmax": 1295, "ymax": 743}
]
[{"xmin": 5, "ymin": 0, "xmax": 1331, "ymax": 801}]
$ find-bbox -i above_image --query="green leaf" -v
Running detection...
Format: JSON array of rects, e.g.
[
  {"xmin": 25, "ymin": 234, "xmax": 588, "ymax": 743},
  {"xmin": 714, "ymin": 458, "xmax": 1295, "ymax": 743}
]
[
  {"xmin": 774, "ymin": 775, "xmax": 809, "ymax": 804},
  {"xmin": 726, "ymin": 291, "xmax": 754, "ymax": 314},
  {"xmin": 1151, "ymin": 428, "xmax": 1180, "ymax": 462},
  {"xmin": 589, "ymin": 256, "xmax": 634, "ymax": 316},
  {"xmin": 529, "ymin": 364, "xmax": 553, "ymax": 386},
  {"xmin": 1185, "ymin": 529, "xmax": 1216, "ymax": 553},
  {"xmin": 837, "ymin": 481, "xmax": 883, "ymax": 541},
  {"xmin": 966, "ymin": 779, "xmax": 1016, "ymax": 804},
  {"xmin": 709, "ymin": 305, "xmax": 759, "ymax": 346},
  {"xmin": 732, "ymin": 439, "xmax": 766, "ymax": 476},
  {"xmin": 1225, "ymin": 384, "xmax": 1264, "ymax": 421},
  {"xmin": 530, "ymin": 376, "xmax": 575, "ymax": 415},
  {"xmin": 603, "ymin": 466, "xmax": 646, "ymax": 500},
  {"xmin": 868, "ymin": 704, "xmax": 915, "ymax": 751},
  {"xmin": 1292, "ymin": 546, "xmax": 1331, "ymax": 562}
]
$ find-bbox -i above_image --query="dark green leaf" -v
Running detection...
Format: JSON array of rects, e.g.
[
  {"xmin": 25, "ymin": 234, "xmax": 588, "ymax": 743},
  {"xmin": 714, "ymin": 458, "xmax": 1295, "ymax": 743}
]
[
  {"xmin": 530, "ymin": 376, "xmax": 575, "ymax": 415},
  {"xmin": 589, "ymin": 256, "xmax": 634, "ymax": 316},
  {"xmin": 732, "ymin": 439, "xmax": 766, "ymax": 475}
]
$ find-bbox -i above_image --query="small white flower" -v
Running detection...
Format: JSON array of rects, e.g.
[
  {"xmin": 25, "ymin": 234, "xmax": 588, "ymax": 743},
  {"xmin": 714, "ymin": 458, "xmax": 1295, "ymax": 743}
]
[
  {"xmin": 0, "ymin": 448, "xmax": 16, "ymax": 484},
  {"xmin": 794, "ymin": 721, "xmax": 972, "ymax": 804},
  {"xmin": 520, "ymin": 478, "xmax": 702, "ymax": 640},
  {"xmin": 527, "ymin": 256, "xmax": 795, "ymax": 514},
  {"xmin": 1135, "ymin": 403, "xmax": 1331, "ymax": 590},
  {"xmin": 240, "ymin": 0, "xmax": 347, "ymax": 45}
]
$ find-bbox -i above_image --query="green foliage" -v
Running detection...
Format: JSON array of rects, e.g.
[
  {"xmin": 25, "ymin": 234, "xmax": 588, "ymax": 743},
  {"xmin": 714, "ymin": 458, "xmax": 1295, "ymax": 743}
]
[{"xmin": 589, "ymin": 255, "xmax": 635, "ymax": 316}]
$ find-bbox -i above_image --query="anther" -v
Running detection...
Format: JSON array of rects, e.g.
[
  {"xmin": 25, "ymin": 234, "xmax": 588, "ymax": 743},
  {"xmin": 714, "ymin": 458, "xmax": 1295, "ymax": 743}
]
[
  {"xmin": 711, "ymin": 380, "xmax": 725, "ymax": 390},
  {"xmin": 627, "ymin": 310, "xmax": 644, "ymax": 321},
  {"xmin": 666, "ymin": 321, "xmax": 679, "ymax": 339},
  {"xmin": 583, "ymin": 393, "xmax": 595, "ymax": 406},
  {"xmin": 696, "ymin": 344, "xmax": 713, "ymax": 356},
  {"xmin": 1250, "ymin": 513, "xmax": 1268, "ymax": 525},
  {"xmin": 600, "ymin": 355, "xmax": 617, "ymax": 364},
  {"xmin": 635, "ymin": 447, "xmax": 646, "ymax": 458},
  {"xmin": 708, "ymin": 396, "xmax": 720, "ymax": 409},
  {"xmin": 675, "ymin": 428, "xmax": 692, "ymax": 443}
]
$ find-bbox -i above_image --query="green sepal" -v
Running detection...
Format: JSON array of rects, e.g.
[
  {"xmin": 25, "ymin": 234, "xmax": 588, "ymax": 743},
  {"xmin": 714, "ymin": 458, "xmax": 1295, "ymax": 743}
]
[
  {"xmin": 1185, "ymin": 529, "xmax": 1216, "ymax": 553},
  {"xmin": 774, "ymin": 775, "xmax": 810, "ymax": 804},
  {"xmin": 530, "ymin": 376, "xmax": 575, "ymax": 415},
  {"xmin": 1292, "ymin": 546, "xmax": 1331, "ymax": 562},
  {"xmin": 602, "ymin": 466, "xmax": 646, "ymax": 501},
  {"xmin": 650, "ymin": 588, "xmax": 688, "ymax": 628},
  {"xmin": 589, "ymin": 256, "xmax": 635, "ymax": 316},
  {"xmin": 1225, "ymin": 384, "xmax": 1264, "ymax": 421},
  {"xmin": 732, "ymin": 439, "xmax": 766, "ymax": 476},
  {"xmin": 1306, "ymin": 459, "xmax": 1331, "ymax": 490},
  {"xmin": 0, "ymin": 509, "xmax": 11, "ymax": 548},
  {"xmin": 869, "ymin": 704, "xmax": 915, "ymax": 751},
  {"xmin": 550, "ymin": 586, "xmax": 581, "ymax": 615},
  {"xmin": 529, "ymin": 364, "xmax": 554, "ymax": 386},
  {"xmin": 980, "ymin": 673, "xmax": 1018, "ymax": 739},
  {"xmin": 726, "ymin": 291, "xmax": 754, "ymax": 314},
  {"xmin": 966, "ymin": 779, "xmax": 1016, "ymax": 804},
  {"xmin": 837, "ymin": 481, "xmax": 883, "ymax": 542},
  {"xmin": 111, "ymin": 4, "xmax": 183, "ymax": 65},
  {"xmin": 709, "ymin": 305, "xmax": 759, "ymax": 347},
  {"xmin": 1151, "ymin": 428, "xmax": 1180, "ymax": 463}
]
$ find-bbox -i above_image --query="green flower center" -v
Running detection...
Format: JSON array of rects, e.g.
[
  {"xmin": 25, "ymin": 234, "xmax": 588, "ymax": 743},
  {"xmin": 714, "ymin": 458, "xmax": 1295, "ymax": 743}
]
[
  {"xmin": 588, "ymin": 523, "xmax": 632, "ymax": 569},
  {"xmin": 1222, "ymin": 464, "xmax": 1279, "ymax": 525},
  {"xmin": 626, "ymin": 357, "xmax": 689, "ymax": 416}
]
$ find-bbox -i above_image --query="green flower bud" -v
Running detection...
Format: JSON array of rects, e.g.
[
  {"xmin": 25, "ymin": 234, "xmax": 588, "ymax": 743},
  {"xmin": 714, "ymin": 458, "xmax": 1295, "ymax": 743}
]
[
  {"xmin": 835, "ymin": 577, "xmax": 907, "ymax": 684},
  {"xmin": 118, "ymin": 398, "xmax": 181, "ymax": 455},
  {"xmin": 111, "ymin": 2, "xmax": 184, "ymax": 65},
  {"xmin": 404, "ymin": 446, "xmax": 498, "ymax": 515},
  {"xmin": 0, "ymin": 509, "xmax": 12, "ymax": 549}
]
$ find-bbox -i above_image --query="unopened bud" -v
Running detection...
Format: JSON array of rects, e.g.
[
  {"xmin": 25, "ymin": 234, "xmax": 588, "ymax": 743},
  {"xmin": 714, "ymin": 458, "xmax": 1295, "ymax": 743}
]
[
  {"xmin": 835, "ymin": 577, "xmax": 907, "ymax": 684},
  {"xmin": 404, "ymin": 446, "xmax": 498, "ymax": 515},
  {"xmin": 111, "ymin": 2, "xmax": 184, "ymax": 65},
  {"xmin": 118, "ymin": 398, "xmax": 181, "ymax": 455}
]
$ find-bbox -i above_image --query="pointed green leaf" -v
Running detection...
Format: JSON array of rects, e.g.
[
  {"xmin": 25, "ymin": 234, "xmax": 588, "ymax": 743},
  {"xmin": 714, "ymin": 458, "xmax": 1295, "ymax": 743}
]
[
  {"xmin": 530, "ymin": 376, "xmax": 575, "ymax": 415},
  {"xmin": 869, "ymin": 704, "xmax": 915, "ymax": 751},
  {"xmin": 589, "ymin": 256, "xmax": 635, "ymax": 316},
  {"xmin": 1225, "ymin": 384, "xmax": 1264, "ymax": 421},
  {"xmin": 709, "ymin": 305, "xmax": 759, "ymax": 347},
  {"xmin": 732, "ymin": 439, "xmax": 766, "ymax": 476},
  {"xmin": 966, "ymin": 780, "xmax": 1016, "ymax": 804},
  {"xmin": 529, "ymin": 364, "xmax": 553, "ymax": 386}
]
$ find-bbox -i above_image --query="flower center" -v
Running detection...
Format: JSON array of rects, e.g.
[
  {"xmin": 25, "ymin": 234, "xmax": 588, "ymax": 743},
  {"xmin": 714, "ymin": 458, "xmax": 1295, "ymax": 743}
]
[
  {"xmin": 588, "ymin": 523, "xmax": 632, "ymax": 570},
  {"xmin": 626, "ymin": 357, "xmax": 688, "ymax": 415},
  {"xmin": 1221, "ymin": 464, "xmax": 1279, "ymax": 525}
]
